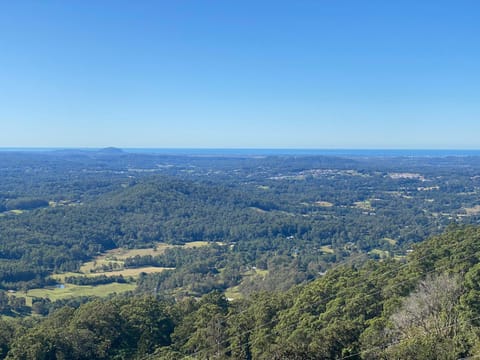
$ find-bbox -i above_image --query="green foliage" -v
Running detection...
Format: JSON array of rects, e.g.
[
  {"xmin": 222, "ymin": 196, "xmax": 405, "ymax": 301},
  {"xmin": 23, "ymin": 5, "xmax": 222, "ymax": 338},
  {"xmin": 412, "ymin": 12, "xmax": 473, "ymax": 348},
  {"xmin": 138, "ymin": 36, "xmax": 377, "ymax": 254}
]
[
  {"xmin": 4, "ymin": 198, "xmax": 48, "ymax": 211},
  {"xmin": 6, "ymin": 297, "xmax": 174, "ymax": 360},
  {"xmin": 2, "ymin": 151, "xmax": 480, "ymax": 294},
  {"xmin": 3, "ymin": 226, "xmax": 480, "ymax": 359},
  {"xmin": 3, "ymin": 152, "xmax": 480, "ymax": 357}
]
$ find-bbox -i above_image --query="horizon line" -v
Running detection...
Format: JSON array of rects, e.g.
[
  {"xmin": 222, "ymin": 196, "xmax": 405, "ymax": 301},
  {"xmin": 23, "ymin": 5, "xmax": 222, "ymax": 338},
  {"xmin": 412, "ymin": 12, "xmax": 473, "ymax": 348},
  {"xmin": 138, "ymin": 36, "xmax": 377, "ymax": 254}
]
[{"xmin": 1, "ymin": 147, "xmax": 480, "ymax": 151}]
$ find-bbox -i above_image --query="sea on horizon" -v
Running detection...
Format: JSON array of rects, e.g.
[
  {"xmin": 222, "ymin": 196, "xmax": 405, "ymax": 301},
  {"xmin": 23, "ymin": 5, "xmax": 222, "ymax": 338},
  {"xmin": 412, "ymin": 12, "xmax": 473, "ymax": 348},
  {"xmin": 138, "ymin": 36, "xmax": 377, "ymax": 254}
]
[{"xmin": 1, "ymin": 147, "xmax": 480, "ymax": 157}]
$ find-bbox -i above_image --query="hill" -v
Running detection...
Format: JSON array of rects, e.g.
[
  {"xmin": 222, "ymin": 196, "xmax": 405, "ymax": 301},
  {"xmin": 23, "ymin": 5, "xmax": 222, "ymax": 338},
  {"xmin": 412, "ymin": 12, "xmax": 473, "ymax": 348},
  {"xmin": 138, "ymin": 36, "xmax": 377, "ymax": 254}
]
[
  {"xmin": 1, "ymin": 151, "xmax": 480, "ymax": 300},
  {"xmin": 1, "ymin": 225, "xmax": 480, "ymax": 359}
]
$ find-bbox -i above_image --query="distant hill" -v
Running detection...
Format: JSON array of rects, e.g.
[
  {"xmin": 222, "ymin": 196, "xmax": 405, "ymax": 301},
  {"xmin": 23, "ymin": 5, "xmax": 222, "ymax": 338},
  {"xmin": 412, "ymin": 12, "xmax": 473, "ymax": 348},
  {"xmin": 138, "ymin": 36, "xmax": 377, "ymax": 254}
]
[{"xmin": 96, "ymin": 147, "xmax": 125, "ymax": 155}]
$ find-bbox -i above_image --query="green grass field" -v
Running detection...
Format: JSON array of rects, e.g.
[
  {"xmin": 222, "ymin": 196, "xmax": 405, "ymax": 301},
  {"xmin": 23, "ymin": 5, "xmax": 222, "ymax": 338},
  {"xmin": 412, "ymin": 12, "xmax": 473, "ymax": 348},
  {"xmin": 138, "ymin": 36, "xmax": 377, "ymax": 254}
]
[
  {"xmin": 18, "ymin": 241, "xmax": 223, "ymax": 307},
  {"xmin": 80, "ymin": 243, "xmax": 174, "ymax": 273},
  {"xmin": 224, "ymin": 285, "xmax": 243, "ymax": 300},
  {"xmin": 224, "ymin": 268, "xmax": 269, "ymax": 301},
  {"xmin": 80, "ymin": 241, "xmax": 215, "ymax": 273},
  {"xmin": 369, "ymin": 248, "xmax": 390, "ymax": 258},
  {"xmin": 383, "ymin": 237, "xmax": 397, "ymax": 245},
  {"xmin": 51, "ymin": 266, "xmax": 173, "ymax": 282},
  {"xmin": 21, "ymin": 283, "xmax": 136, "ymax": 306},
  {"xmin": 320, "ymin": 245, "xmax": 335, "ymax": 254},
  {"xmin": 183, "ymin": 241, "xmax": 218, "ymax": 248},
  {"xmin": 22, "ymin": 241, "xmax": 223, "ymax": 307}
]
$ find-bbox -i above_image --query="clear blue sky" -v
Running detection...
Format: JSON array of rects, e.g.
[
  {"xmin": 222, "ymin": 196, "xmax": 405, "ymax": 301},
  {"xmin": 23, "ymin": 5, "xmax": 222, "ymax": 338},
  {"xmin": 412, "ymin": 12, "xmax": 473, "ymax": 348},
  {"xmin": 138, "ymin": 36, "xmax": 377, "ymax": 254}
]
[{"xmin": 1, "ymin": 1, "xmax": 479, "ymax": 149}]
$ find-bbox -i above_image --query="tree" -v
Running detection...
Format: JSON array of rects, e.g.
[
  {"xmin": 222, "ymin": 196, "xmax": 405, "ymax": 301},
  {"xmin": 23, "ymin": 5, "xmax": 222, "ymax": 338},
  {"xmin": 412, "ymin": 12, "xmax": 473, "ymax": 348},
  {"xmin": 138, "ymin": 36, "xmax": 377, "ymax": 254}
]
[
  {"xmin": 383, "ymin": 273, "xmax": 472, "ymax": 359},
  {"xmin": 119, "ymin": 297, "xmax": 174, "ymax": 356}
]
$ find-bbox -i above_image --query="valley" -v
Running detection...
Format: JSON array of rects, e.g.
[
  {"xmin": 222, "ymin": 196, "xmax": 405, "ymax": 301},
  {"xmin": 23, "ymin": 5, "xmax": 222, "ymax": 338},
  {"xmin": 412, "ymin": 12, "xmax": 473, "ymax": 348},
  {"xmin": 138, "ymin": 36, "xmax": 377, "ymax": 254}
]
[{"xmin": 1, "ymin": 150, "xmax": 480, "ymax": 358}]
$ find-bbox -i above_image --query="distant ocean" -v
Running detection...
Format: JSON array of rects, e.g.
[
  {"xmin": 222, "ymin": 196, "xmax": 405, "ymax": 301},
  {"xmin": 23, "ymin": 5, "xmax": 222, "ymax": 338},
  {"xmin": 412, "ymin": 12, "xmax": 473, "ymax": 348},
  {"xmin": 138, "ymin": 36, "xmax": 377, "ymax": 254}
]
[
  {"xmin": 124, "ymin": 148, "xmax": 480, "ymax": 157},
  {"xmin": 1, "ymin": 148, "xmax": 480, "ymax": 157}
]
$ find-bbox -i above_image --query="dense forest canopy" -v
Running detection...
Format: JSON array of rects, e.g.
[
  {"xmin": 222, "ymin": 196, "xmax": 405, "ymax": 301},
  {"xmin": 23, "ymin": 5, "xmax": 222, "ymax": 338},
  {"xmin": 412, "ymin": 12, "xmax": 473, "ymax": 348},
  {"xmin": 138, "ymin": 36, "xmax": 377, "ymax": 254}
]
[
  {"xmin": 0, "ymin": 150, "xmax": 480, "ymax": 358},
  {"xmin": 1, "ymin": 225, "xmax": 480, "ymax": 359},
  {"xmin": 1, "ymin": 150, "xmax": 479, "ymax": 291}
]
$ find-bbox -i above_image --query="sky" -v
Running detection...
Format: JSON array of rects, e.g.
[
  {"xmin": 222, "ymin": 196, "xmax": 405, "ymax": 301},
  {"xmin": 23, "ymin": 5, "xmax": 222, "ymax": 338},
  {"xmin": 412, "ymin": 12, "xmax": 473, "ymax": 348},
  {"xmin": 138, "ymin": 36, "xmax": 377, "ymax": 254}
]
[{"xmin": 0, "ymin": 0, "xmax": 479, "ymax": 149}]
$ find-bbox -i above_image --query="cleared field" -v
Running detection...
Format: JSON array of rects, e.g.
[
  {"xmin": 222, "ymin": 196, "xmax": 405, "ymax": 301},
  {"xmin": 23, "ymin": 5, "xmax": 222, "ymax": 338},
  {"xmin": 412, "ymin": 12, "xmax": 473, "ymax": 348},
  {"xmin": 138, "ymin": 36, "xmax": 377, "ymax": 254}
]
[
  {"xmin": 80, "ymin": 243, "xmax": 175, "ymax": 273},
  {"xmin": 80, "ymin": 259, "xmax": 123, "ymax": 273},
  {"xmin": 369, "ymin": 249, "xmax": 390, "ymax": 258},
  {"xmin": 314, "ymin": 201, "xmax": 334, "ymax": 207},
  {"xmin": 383, "ymin": 237, "xmax": 397, "ymax": 245},
  {"xmin": 52, "ymin": 266, "xmax": 173, "ymax": 281},
  {"xmin": 27, "ymin": 264, "xmax": 169, "ymax": 307},
  {"xmin": 250, "ymin": 206, "xmax": 268, "ymax": 213},
  {"xmin": 239, "ymin": 268, "xmax": 269, "ymax": 278},
  {"xmin": 465, "ymin": 205, "xmax": 480, "ymax": 215},
  {"xmin": 22, "ymin": 283, "xmax": 136, "ymax": 306},
  {"xmin": 183, "ymin": 241, "xmax": 216, "ymax": 248},
  {"xmin": 320, "ymin": 245, "xmax": 334, "ymax": 254},
  {"xmin": 253, "ymin": 268, "xmax": 268, "ymax": 277},
  {"xmin": 224, "ymin": 285, "xmax": 243, "ymax": 300},
  {"xmin": 89, "ymin": 266, "xmax": 172, "ymax": 277},
  {"xmin": 225, "ymin": 268, "xmax": 269, "ymax": 300},
  {"xmin": 80, "ymin": 241, "xmax": 218, "ymax": 273},
  {"xmin": 55, "ymin": 241, "xmax": 220, "ymax": 280},
  {"xmin": 354, "ymin": 200, "xmax": 373, "ymax": 210},
  {"xmin": 107, "ymin": 243, "xmax": 174, "ymax": 259},
  {"xmin": 26, "ymin": 241, "xmax": 220, "ymax": 306}
]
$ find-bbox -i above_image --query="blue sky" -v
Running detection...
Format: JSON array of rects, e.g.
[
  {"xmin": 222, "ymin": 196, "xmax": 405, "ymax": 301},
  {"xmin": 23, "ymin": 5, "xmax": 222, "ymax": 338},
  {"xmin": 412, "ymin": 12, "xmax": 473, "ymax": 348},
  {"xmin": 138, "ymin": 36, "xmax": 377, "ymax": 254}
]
[{"xmin": 1, "ymin": 1, "xmax": 479, "ymax": 148}]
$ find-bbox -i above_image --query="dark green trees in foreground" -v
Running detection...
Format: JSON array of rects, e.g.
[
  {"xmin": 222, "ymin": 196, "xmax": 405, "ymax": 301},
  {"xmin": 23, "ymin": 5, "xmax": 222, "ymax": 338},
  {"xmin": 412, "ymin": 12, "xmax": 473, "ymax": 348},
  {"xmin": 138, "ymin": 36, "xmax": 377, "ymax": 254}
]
[
  {"xmin": 1, "ymin": 225, "xmax": 480, "ymax": 359},
  {"xmin": 5, "ymin": 297, "xmax": 174, "ymax": 360}
]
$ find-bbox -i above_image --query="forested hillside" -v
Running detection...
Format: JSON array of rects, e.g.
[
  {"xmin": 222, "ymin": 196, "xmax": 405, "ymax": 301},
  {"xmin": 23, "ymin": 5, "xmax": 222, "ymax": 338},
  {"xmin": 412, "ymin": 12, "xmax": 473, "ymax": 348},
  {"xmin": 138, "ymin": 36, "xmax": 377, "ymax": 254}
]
[
  {"xmin": 0, "ymin": 225, "xmax": 479, "ymax": 359},
  {"xmin": 1, "ymin": 151, "xmax": 480, "ymax": 358},
  {"xmin": 1, "ymin": 151, "xmax": 480, "ymax": 297}
]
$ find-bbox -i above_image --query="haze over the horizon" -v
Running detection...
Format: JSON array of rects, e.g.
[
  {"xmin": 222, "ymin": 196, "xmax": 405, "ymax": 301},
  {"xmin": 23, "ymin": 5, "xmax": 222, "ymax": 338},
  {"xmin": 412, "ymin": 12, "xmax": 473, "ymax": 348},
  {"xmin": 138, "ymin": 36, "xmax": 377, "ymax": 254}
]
[{"xmin": 1, "ymin": 1, "xmax": 479, "ymax": 149}]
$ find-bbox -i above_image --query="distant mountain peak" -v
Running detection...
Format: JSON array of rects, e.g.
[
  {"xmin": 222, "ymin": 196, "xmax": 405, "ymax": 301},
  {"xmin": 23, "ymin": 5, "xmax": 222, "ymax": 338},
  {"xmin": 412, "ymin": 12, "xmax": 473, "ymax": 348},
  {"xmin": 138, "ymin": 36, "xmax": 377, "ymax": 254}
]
[{"xmin": 97, "ymin": 147, "xmax": 125, "ymax": 154}]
